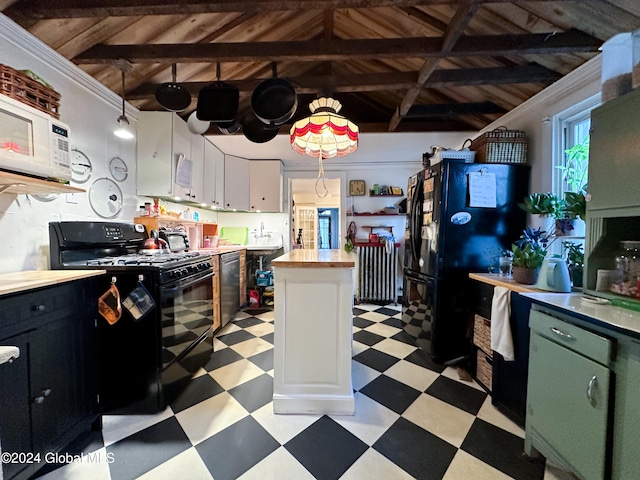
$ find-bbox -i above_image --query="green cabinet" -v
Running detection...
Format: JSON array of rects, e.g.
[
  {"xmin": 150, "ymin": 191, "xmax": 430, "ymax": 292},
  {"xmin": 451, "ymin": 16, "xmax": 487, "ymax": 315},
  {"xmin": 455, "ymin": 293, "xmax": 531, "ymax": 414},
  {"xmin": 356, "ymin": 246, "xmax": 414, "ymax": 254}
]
[
  {"xmin": 588, "ymin": 88, "xmax": 640, "ymax": 215},
  {"xmin": 526, "ymin": 328, "xmax": 611, "ymax": 480}
]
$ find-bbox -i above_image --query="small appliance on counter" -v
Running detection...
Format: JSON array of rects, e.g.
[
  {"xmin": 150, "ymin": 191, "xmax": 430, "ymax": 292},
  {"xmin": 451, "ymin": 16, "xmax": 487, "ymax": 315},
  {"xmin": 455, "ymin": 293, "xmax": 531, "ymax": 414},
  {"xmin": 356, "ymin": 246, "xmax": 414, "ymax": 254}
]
[{"xmin": 535, "ymin": 257, "xmax": 571, "ymax": 293}]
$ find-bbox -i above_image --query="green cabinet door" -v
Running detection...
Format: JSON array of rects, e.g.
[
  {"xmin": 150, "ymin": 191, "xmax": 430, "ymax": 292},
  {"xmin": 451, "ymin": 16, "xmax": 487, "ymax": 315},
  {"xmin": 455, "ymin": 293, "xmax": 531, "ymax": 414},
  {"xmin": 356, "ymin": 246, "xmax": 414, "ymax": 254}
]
[
  {"xmin": 589, "ymin": 88, "xmax": 640, "ymax": 214},
  {"xmin": 527, "ymin": 332, "xmax": 610, "ymax": 480}
]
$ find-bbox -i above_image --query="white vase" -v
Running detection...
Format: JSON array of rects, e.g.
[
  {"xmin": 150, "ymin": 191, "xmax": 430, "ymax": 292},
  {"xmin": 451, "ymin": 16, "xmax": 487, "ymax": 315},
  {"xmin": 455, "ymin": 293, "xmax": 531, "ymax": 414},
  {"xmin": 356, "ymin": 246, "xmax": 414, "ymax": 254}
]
[{"xmin": 529, "ymin": 214, "xmax": 554, "ymax": 234}]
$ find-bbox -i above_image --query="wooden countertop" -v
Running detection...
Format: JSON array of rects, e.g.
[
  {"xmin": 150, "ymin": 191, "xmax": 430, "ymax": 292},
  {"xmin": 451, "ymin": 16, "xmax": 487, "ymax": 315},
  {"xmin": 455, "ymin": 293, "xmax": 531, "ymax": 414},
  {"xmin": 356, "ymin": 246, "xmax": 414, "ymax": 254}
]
[
  {"xmin": 272, "ymin": 249, "xmax": 355, "ymax": 268},
  {"xmin": 0, "ymin": 270, "xmax": 106, "ymax": 296},
  {"xmin": 196, "ymin": 246, "xmax": 246, "ymax": 255},
  {"xmin": 469, "ymin": 272, "xmax": 546, "ymax": 294}
]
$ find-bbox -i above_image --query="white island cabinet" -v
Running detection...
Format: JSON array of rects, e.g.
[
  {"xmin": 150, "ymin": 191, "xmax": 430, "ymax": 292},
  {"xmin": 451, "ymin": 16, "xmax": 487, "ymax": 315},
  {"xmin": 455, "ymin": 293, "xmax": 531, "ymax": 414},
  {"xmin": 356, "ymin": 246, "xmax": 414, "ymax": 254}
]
[{"xmin": 271, "ymin": 249, "xmax": 355, "ymax": 415}]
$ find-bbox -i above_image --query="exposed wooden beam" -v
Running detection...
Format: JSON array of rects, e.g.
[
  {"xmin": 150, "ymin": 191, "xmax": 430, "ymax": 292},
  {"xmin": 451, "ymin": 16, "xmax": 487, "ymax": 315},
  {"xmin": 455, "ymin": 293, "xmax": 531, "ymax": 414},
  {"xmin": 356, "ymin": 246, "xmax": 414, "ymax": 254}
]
[
  {"xmin": 404, "ymin": 101, "xmax": 507, "ymax": 118},
  {"xmin": 5, "ymin": 0, "xmax": 573, "ymax": 19},
  {"xmin": 127, "ymin": 64, "xmax": 560, "ymax": 99},
  {"xmin": 73, "ymin": 29, "xmax": 601, "ymax": 64},
  {"xmin": 389, "ymin": 2, "xmax": 478, "ymax": 131}
]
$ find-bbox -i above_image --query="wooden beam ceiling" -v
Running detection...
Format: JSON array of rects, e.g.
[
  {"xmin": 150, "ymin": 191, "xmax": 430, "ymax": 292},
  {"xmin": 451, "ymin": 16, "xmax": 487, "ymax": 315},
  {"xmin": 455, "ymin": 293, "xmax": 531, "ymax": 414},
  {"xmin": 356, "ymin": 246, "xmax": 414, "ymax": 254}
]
[
  {"xmin": 6, "ymin": 0, "xmax": 573, "ymax": 19},
  {"xmin": 73, "ymin": 30, "xmax": 600, "ymax": 64}
]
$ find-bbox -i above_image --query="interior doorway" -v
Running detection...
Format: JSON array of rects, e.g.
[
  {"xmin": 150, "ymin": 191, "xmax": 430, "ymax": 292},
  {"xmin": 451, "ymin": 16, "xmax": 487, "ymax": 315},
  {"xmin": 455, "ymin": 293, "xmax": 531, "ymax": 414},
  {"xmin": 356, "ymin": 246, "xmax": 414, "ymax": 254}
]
[
  {"xmin": 289, "ymin": 177, "xmax": 343, "ymax": 251},
  {"xmin": 318, "ymin": 208, "xmax": 339, "ymax": 249}
]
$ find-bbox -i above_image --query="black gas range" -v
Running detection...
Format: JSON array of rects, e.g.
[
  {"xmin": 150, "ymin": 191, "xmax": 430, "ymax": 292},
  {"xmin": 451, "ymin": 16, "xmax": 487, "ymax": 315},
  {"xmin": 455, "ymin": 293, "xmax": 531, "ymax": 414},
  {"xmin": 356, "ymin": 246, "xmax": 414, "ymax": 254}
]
[{"xmin": 49, "ymin": 221, "xmax": 215, "ymax": 414}]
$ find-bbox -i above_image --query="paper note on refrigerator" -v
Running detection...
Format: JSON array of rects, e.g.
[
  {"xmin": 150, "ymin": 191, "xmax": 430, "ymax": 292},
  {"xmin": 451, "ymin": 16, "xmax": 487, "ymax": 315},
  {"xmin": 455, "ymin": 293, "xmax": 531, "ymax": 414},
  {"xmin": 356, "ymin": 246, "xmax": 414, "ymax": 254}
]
[{"xmin": 468, "ymin": 172, "xmax": 497, "ymax": 208}]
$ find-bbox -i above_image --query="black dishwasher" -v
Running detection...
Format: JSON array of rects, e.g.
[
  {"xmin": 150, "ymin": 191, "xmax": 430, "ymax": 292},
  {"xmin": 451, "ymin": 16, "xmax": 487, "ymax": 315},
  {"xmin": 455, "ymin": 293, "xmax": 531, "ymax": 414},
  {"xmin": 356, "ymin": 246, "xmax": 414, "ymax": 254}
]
[{"xmin": 220, "ymin": 251, "xmax": 240, "ymax": 328}]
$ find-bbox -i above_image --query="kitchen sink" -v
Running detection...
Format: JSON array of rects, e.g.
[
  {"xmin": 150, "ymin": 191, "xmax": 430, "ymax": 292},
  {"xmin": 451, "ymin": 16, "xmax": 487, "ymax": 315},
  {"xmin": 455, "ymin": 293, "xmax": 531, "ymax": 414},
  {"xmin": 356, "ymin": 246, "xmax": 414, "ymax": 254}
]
[{"xmin": 246, "ymin": 232, "xmax": 282, "ymax": 252}]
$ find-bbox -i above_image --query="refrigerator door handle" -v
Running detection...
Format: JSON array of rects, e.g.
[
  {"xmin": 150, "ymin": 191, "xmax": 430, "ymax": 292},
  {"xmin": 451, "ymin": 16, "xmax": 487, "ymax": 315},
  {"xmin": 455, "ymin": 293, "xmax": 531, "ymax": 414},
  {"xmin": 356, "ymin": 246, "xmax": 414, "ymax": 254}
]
[{"xmin": 409, "ymin": 182, "xmax": 421, "ymax": 265}]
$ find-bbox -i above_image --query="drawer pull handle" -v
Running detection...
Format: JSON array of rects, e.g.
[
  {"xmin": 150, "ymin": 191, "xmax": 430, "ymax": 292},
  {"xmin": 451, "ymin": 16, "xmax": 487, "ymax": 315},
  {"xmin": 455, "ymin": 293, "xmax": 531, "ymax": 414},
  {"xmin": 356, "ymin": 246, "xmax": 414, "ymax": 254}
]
[
  {"xmin": 587, "ymin": 375, "xmax": 598, "ymax": 407},
  {"xmin": 34, "ymin": 304, "xmax": 46, "ymax": 312},
  {"xmin": 550, "ymin": 327, "xmax": 574, "ymax": 340}
]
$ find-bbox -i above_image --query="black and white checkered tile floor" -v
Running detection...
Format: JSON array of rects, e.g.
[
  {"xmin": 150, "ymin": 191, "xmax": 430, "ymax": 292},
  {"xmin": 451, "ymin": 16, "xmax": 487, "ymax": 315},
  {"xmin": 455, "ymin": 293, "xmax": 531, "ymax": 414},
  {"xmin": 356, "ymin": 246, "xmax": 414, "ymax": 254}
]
[{"xmin": 38, "ymin": 304, "xmax": 574, "ymax": 480}]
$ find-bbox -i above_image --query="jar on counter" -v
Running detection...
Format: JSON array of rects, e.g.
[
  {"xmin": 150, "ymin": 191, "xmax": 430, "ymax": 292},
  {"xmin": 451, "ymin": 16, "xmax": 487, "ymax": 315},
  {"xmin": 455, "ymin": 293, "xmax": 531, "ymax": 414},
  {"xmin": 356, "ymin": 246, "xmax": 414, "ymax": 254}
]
[
  {"xmin": 612, "ymin": 240, "xmax": 640, "ymax": 297},
  {"xmin": 204, "ymin": 236, "xmax": 211, "ymax": 248}
]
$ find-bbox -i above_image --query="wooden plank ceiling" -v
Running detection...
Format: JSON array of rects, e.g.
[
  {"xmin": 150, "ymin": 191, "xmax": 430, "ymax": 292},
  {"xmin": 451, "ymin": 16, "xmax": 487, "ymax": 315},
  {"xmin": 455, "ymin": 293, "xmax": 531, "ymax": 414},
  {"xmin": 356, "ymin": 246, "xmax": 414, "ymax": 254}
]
[{"xmin": 3, "ymin": 0, "xmax": 640, "ymax": 135}]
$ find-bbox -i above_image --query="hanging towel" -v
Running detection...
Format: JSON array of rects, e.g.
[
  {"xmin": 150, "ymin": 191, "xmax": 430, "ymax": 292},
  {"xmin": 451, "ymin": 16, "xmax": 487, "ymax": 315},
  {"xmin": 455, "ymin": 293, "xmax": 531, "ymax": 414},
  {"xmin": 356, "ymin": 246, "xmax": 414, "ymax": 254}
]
[{"xmin": 490, "ymin": 286, "xmax": 514, "ymax": 361}]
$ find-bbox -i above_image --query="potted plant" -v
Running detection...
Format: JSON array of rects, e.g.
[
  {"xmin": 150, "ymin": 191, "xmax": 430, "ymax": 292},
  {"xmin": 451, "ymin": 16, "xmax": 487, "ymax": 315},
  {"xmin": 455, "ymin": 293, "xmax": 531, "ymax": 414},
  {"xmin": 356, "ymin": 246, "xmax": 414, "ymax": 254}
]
[
  {"xmin": 511, "ymin": 227, "xmax": 549, "ymax": 284},
  {"xmin": 519, "ymin": 192, "xmax": 564, "ymax": 233},
  {"xmin": 563, "ymin": 240, "xmax": 584, "ymax": 288},
  {"xmin": 556, "ymin": 135, "xmax": 589, "ymax": 235}
]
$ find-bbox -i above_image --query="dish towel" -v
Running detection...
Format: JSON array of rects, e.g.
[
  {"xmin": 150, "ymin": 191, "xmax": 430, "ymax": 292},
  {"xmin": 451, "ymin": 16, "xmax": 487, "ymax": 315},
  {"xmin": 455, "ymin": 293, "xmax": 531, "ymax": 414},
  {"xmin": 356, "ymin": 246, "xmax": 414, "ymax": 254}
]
[{"xmin": 490, "ymin": 286, "xmax": 515, "ymax": 361}]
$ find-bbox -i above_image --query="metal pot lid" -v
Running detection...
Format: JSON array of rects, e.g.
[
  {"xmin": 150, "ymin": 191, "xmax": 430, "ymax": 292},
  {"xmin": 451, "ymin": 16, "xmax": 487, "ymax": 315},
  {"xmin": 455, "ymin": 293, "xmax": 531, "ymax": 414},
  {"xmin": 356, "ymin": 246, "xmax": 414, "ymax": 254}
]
[{"xmin": 89, "ymin": 178, "xmax": 123, "ymax": 219}]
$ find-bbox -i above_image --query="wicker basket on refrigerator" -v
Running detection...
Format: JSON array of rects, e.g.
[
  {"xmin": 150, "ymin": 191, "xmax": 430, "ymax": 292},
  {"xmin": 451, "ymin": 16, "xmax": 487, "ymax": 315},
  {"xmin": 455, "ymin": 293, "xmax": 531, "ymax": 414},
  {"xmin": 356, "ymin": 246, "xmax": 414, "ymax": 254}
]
[{"xmin": 469, "ymin": 126, "xmax": 527, "ymax": 164}]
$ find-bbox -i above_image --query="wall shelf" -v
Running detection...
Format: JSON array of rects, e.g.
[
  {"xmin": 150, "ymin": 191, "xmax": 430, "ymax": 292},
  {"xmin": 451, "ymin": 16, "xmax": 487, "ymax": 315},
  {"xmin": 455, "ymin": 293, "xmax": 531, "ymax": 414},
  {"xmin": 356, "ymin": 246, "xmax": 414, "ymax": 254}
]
[
  {"xmin": 0, "ymin": 171, "xmax": 85, "ymax": 195},
  {"xmin": 369, "ymin": 194, "xmax": 403, "ymax": 197}
]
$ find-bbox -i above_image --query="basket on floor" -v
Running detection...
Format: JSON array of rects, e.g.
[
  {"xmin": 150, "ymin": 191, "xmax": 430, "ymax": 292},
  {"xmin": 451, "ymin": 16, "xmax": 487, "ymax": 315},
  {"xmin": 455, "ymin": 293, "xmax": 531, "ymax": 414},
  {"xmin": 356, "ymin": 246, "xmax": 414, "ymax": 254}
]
[
  {"xmin": 0, "ymin": 64, "xmax": 61, "ymax": 119},
  {"xmin": 469, "ymin": 127, "xmax": 527, "ymax": 164}
]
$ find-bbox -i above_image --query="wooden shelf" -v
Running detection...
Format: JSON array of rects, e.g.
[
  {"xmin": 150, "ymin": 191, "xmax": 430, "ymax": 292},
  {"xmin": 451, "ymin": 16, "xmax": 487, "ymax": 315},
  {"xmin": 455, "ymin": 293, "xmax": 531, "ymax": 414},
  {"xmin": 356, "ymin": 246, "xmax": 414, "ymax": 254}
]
[
  {"xmin": 347, "ymin": 213, "xmax": 401, "ymax": 216},
  {"xmin": 369, "ymin": 194, "xmax": 403, "ymax": 197},
  {"xmin": 0, "ymin": 170, "xmax": 85, "ymax": 195}
]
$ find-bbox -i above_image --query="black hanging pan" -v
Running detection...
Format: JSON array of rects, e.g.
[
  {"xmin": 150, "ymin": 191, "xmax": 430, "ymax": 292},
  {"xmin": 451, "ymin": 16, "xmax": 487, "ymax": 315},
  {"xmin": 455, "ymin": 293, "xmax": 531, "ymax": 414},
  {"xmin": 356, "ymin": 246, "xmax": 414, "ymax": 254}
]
[
  {"xmin": 242, "ymin": 112, "xmax": 280, "ymax": 143},
  {"xmin": 251, "ymin": 63, "xmax": 297, "ymax": 126},
  {"xmin": 155, "ymin": 64, "xmax": 191, "ymax": 112},
  {"xmin": 196, "ymin": 63, "xmax": 239, "ymax": 122}
]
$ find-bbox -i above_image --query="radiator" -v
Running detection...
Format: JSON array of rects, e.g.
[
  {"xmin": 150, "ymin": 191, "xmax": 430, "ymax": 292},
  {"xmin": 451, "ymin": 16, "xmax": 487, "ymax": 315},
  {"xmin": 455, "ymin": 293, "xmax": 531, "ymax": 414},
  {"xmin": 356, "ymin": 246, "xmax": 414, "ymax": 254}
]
[{"xmin": 357, "ymin": 244, "xmax": 398, "ymax": 303}]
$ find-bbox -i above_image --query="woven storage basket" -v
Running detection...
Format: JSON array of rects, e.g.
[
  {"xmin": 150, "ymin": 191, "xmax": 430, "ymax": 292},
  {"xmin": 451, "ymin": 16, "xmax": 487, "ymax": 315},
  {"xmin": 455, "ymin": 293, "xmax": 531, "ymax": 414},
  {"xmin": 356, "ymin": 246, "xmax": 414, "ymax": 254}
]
[
  {"xmin": 0, "ymin": 64, "xmax": 61, "ymax": 119},
  {"xmin": 475, "ymin": 348, "xmax": 493, "ymax": 392},
  {"xmin": 473, "ymin": 314, "xmax": 492, "ymax": 355},
  {"xmin": 470, "ymin": 127, "xmax": 527, "ymax": 164}
]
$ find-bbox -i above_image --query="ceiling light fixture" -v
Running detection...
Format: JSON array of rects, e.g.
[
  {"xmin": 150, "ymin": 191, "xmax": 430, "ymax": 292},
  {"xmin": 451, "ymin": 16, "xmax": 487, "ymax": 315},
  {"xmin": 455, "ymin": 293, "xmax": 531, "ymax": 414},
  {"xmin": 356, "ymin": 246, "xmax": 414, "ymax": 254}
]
[
  {"xmin": 290, "ymin": 97, "xmax": 358, "ymax": 197},
  {"xmin": 113, "ymin": 59, "xmax": 135, "ymax": 140}
]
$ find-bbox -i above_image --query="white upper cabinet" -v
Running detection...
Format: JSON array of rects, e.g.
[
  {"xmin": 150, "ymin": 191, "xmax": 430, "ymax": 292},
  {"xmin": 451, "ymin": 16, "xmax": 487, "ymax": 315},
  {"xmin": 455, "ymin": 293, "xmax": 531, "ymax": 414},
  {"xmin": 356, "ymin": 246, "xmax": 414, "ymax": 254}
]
[
  {"xmin": 223, "ymin": 155, "xmax": 250, "ymax": 211},
  {"xmin": 137, "ymin": 111, "xmax": 200, "ymax": 201},
  {"xmin": 250, "ymin": 160, "xmax": 283, "ymax": 212},
  {"xmin": 189, "ymin": 134, "xmax": 204, "ymax": 203},
  {"xmin": 203, "ymin": 139, "xmax": 225, "ymax": 208}
]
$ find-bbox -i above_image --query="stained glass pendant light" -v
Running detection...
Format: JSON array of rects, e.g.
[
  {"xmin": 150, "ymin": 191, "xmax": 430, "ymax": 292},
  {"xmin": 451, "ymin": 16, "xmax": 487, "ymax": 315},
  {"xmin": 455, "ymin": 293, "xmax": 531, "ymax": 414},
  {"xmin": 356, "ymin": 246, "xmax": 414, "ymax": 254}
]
[{"xmin": 290, "ymin": 97, "xmax": 358, "ymax": 158}]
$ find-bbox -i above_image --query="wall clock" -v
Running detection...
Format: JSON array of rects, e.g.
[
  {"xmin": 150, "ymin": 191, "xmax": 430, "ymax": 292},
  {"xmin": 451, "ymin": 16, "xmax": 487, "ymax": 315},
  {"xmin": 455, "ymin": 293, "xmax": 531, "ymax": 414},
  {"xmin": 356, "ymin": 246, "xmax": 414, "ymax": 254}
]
[
  {"xmin": 70, "ymin": 148, "xmax": 93, "ymax": 184},
  {"xmin": 349, "ymin": 179, "xmax": 366, "ymax": 196},
  {"xmin": 109, "ymin": 156, "xmax": 128, "ymax": 182}
]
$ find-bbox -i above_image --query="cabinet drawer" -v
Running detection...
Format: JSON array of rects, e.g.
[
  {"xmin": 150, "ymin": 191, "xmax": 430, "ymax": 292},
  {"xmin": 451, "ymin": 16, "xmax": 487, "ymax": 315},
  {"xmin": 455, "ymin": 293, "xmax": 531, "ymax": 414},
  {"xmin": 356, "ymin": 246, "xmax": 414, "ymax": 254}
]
[
  {"xmin": 475, "ymin": 281, "xmax": 494, "ymax": 319},
  {"xmin": 473, "ymin": 314, "xmax": 492, "ymax": 355},
  {"xmin": 529, "ymin": 310, "xmax": 613, "ymax": 366}
]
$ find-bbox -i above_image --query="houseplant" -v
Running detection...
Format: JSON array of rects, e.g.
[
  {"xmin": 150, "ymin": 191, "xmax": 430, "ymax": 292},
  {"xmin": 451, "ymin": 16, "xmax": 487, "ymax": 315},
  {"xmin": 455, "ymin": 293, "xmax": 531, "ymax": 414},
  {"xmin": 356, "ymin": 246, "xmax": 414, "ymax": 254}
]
[
  {"xmin": 519, "ymin": 192, "xmax": 563, "ymax": 233},
  {"xmin": 563, "ymin": 240, "xmax": 584, "ymax": 288},
  {"xmin": 511, "ymin": 227, "xmax": 549, "ymax": 284},
  {"xmin": 556, "ymin": 135, "xmax": 589, "ymax": 235}
]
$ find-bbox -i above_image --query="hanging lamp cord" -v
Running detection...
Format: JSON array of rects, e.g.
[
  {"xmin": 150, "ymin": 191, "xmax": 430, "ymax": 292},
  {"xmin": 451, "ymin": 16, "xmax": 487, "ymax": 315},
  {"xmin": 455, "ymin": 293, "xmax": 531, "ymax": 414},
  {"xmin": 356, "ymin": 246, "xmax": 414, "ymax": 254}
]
[{"xmin": 315, "ymin": 151, "xmax": 328, "ymax": 198}]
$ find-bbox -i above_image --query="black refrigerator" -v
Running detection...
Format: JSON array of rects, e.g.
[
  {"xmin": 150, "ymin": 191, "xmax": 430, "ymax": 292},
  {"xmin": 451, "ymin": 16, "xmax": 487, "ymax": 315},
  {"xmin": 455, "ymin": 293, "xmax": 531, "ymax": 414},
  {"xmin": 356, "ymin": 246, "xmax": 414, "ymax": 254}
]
[{"xmin": 402, "ymin": 159, "xmax": 529, "ymax": 364}]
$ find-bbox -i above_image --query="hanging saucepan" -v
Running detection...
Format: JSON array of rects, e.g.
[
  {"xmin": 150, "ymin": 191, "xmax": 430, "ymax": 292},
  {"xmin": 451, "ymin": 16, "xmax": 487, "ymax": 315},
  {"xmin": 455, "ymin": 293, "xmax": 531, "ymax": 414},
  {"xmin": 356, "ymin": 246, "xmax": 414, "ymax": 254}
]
[
  {"xmin": 155, "ymin": 64, "xmax": 191, "ymax": 112},
  {"xmin": 251, "ymin": 63, "xmax": 297, "ymax": 126},
  {"xmin": 217, "ymin": 119, "xmax": 241, "ymax": 135},
  {"xmin": 196, "ymin": 62, "xmax": 239, "ymax": 122},
  {"xmin": 241, "ymin": 112, "xmax": 280, "ymax": 143}
]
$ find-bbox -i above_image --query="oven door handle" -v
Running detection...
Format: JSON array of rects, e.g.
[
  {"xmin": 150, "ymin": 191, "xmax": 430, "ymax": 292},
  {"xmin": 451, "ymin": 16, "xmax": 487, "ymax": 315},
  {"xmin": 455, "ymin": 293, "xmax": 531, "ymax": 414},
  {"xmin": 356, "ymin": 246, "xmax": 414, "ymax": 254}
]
[{"xmin": 163, "ymin": 271, "xmax": 214, "ymax": 292}]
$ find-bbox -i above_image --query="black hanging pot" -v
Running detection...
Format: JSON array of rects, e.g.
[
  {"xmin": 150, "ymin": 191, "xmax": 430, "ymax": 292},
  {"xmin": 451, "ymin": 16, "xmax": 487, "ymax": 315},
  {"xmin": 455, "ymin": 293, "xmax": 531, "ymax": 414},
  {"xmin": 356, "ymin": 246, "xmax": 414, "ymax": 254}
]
[
  {"xmin": 217, "ymin": 119, "xmax": 241, "ymax": 135},
  {"xmin": 242, "ymin": 113, "xmax": 280, "ymax": 143},
  {"xmin": 251, "ymin": 63, "xmax": 297, "ymax": 126},
  {"xmin": 196, "ymin": 62, "xmax": 239, "ymax": 122},
  {"xmin": 155, "ymin": 64, "xmax": 191, "ymax": 112}
]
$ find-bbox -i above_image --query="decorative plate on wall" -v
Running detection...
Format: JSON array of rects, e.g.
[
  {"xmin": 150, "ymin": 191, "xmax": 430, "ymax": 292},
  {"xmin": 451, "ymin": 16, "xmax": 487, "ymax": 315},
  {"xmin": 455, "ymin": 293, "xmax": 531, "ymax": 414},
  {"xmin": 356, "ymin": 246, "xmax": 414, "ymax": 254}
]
[
  {"xmin": 89, "ymin": 177, "xmax": 123, "ymax": 218},
  {"xmin": 70, "ymin": 148, "xmax": 93, "ymax": 184},
  {"xmin": 109, "ymin": 156, "xmax": 128, "ymax": 182}
]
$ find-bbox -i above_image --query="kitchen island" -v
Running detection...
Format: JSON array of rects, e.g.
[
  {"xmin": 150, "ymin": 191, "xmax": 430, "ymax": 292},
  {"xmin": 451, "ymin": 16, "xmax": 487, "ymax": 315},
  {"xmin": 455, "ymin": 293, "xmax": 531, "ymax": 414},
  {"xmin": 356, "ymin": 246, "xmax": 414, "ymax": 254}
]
[{"xmin": 271, "ymin": 249, "xmax": 355, "ymax": 415}]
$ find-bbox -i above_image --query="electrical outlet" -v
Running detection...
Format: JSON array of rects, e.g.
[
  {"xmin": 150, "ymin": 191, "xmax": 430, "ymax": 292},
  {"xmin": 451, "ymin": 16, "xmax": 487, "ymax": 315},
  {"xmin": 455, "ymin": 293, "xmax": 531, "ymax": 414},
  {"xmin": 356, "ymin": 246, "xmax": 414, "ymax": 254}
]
[{"xmin": 66, "ymin": 193, "xmax": 78, "ymax": 204}]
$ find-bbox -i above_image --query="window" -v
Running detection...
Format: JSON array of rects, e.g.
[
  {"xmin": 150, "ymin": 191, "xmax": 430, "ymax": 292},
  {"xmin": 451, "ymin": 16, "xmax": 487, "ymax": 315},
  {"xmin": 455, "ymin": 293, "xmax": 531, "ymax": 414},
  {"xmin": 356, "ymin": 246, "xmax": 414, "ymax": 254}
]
[{"xmin": 553, "ymin": 95, "xmax": 599, "ymax": 195}]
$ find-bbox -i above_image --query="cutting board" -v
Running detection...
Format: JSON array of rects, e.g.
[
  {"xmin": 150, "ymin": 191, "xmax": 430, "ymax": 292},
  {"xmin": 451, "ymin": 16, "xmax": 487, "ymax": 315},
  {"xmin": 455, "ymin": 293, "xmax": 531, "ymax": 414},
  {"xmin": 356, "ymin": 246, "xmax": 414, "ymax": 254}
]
[{"xmin": 220, "ymin": 227, "xmax": 248, "ymax": 245}]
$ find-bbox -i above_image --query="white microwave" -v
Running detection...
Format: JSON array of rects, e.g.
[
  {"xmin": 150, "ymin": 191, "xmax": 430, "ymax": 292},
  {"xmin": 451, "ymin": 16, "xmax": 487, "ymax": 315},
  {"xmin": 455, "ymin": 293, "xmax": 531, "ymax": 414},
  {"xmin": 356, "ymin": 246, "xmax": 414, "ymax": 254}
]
[{"xmin": 0, "ymin": 93, "xmax": 71, "ymax": 182}]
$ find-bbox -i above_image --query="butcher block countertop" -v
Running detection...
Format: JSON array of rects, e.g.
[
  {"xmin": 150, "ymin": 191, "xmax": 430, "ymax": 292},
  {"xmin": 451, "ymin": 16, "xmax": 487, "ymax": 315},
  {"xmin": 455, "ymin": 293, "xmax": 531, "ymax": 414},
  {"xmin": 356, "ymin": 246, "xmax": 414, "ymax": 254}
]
[
  {"xmin": 0, "ymin": 270, "xmax": 106, "ymax": 296},
  {"xmin": 469, "ymin": 272, "xmax": 545, "ymax": 294},
  {"xmin": 272, "ymin": 249, "xmax": 355, "ymax": 268}
]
